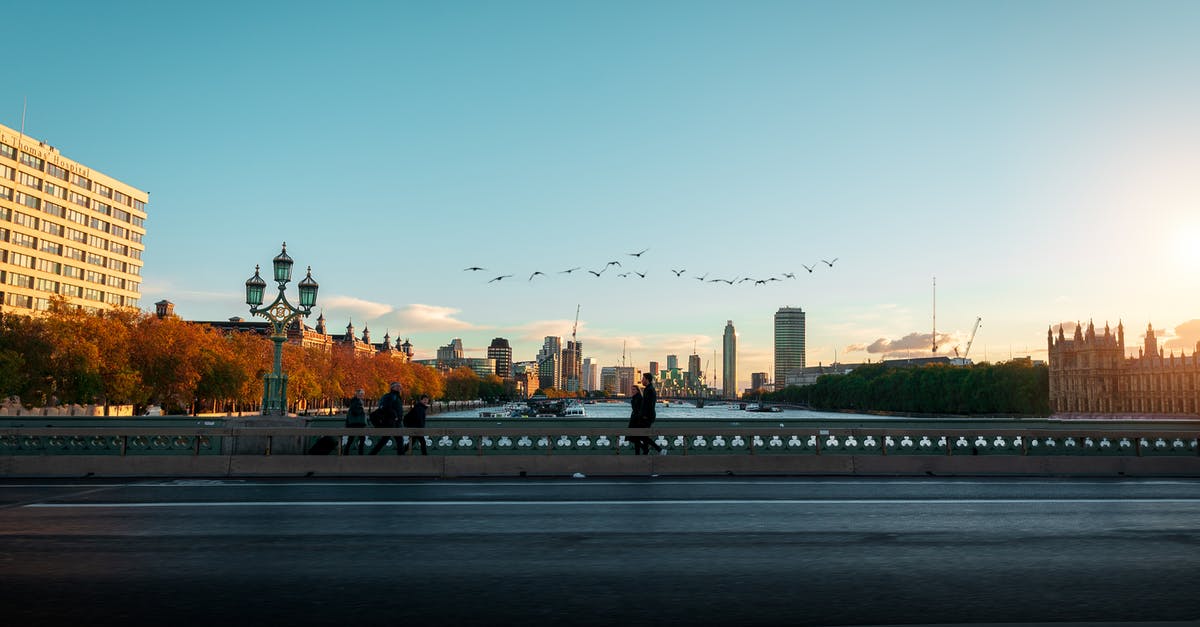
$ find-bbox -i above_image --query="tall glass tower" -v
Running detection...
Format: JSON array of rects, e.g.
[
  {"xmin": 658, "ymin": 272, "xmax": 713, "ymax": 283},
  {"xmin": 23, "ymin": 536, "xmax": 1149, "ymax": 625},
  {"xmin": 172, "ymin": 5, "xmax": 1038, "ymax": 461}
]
[
  {"xmin": 722, "ymin": 320, "xmax": 737, "ymax": 398},
  {"xmin": 774, "ymin": 307, "xmax": 806, "ymax": 390}
]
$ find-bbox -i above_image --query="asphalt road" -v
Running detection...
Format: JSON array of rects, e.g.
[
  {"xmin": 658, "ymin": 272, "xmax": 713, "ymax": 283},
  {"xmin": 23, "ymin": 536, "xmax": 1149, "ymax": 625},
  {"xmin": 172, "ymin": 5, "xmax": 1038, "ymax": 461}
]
[{"xmin": 1, "ymin": 477, "xmax": 1198, "ymax": 626}]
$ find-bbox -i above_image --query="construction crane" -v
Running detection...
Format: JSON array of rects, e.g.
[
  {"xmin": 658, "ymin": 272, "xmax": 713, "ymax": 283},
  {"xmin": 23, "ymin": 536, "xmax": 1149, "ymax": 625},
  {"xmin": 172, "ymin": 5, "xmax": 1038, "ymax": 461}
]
[
  {"xmin": 571, "ymin": 304, "xmax": 580, "ymax": 345},
  {"xmin": 931, "ymin": 277, "xmax": 938, "ymax": 353},
  {"xmin": 953, "ymin": 317, "xmax": 983, "ymax": 364},
  {"xmin": 567, "ymin": 304, "xmax": 581, "ymax": 391}
]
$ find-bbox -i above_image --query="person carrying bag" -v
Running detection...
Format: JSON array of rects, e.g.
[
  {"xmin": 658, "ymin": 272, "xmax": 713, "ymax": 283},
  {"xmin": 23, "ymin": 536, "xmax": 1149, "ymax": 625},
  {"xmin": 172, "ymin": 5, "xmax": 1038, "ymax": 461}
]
[{"xmin": 368, "ymin": 382, "xmax": 405, "ymax": 455}]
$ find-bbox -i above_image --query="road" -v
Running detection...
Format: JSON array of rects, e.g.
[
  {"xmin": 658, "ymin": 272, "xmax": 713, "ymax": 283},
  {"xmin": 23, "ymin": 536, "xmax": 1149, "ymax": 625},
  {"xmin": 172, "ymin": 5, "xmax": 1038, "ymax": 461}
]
[{"xmin": 1, "ymin": 477, "xmax": 1198, "ymax": 626}]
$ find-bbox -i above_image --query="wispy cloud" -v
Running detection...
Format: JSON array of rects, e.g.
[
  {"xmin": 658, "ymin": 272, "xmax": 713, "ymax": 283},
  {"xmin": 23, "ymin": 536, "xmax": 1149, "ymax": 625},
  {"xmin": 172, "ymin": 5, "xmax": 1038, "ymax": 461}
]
[
  {"xmin": 320, "ymin": 295, "xmax": 394, "ymax": 321},
  {"xmin": 391, "ymin": 304, "xmax": 483, "ymax": 332},
  {"xmin": 845, "ymin": 331, "xmax": 962, "ymax": 359}
]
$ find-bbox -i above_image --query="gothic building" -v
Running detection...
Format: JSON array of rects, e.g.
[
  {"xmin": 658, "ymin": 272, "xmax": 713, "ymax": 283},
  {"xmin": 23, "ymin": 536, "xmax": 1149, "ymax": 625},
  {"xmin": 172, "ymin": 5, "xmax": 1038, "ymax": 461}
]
[{"xmin": 1048, "ymin": 320, "xmax": 1200, "ymax": 415}]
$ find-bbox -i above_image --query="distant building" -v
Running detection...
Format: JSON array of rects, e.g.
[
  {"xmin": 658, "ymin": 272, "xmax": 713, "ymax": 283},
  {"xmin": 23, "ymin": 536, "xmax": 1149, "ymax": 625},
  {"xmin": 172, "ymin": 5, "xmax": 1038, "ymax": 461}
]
[
  {"xmin": 1049, "ymin": 320, "xmax": 1200, "ymax": 414},
  {"xmin": 513, "ymin": 361, "xmax": 539, "ymax": 398},
  {"xmin": 487, "ymin": 338, "xmax": 513, "ymax": 379},
  {"xmin": 0, "ymin": 122, "xmax": 148, "ymax": 315},
  {"xmin": 687, "ymin": 354, "xmax": 702, "ymax": 390},
  {"xmin": 600, "ymin": 366, "xmax": 618, "ymax": 395},
  {"xmin": 464, "ymin": 357, "xmax": 497, "ymax": 378},
  {"xmin": 562, "ymin": 340, "xmax": 582, "ymax": 392},
  {"xmin": 751, "ymin": 372, "xmax": 770, "ymax": 392},
  {"xmin": 666, "ymin": 354, "xmax": 679, "ymax": 371},
  {"xmin": 649, "ymin": 361, "xmax": 659, "ymax": 377},
  {"xmin": 538, "ymin": 336, "xmax": 562, "ymax": 390},
  {"xmin": 616, "ymin": 366, "xmax": 636, "ymax": 397},
  {"xmin": 722, "ymin": 320, "xmax": 737, "ymax": 399},
  {"xmin": 582, "ymin": 358, "xmax": 597, "ymax": 391},
  {"xmin": 193, "ymin": 305, "xmax": 408, "ymax": 361},
  {"xmin": 437, "ymin": 338, "xmax": 466, "ymax": 369},
  {"xmin": 774, "ymin": 307, "xmax": 806, "ymax": 390}
]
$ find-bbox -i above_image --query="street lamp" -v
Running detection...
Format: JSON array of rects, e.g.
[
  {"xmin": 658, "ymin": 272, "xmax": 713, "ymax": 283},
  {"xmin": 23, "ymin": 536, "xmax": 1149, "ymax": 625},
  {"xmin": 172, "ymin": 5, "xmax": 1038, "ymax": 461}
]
[{"xmin": 245, "ymin": 242, "xmax": 318, "ymax": 415}]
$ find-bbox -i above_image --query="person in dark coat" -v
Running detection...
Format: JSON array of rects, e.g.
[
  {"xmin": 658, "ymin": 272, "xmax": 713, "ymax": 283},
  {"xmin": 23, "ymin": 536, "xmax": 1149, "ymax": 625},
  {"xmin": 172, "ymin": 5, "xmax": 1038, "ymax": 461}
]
[
  {"xmin": 344, "ymin": 388, "xmax": 367, "ymax": 454},
  {"xmin": 369, "ymin": 382, "xmax": 405, "ymax": 455},
  {"xmin": 628, "ymin": 383, "xmax": 649, "ymax": 454},
  {"xmin": 402, "ymin": 394, "xmax": 431, "ymax": 455},
  {"xmin": 639, "ymin": 373, "xmax": 664, "ymax": 454}
]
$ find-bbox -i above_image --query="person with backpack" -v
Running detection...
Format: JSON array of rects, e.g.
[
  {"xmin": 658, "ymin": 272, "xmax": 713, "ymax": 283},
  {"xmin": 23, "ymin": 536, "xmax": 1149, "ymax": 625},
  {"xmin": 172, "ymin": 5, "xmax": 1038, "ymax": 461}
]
[
  {"xmin": 402, "ymin": 394, "xmax": 431, "ymax": 455},
  {"xmin": 344, "ymin": 388, "xmax": 367, "ymax": 454},
  {"xmin": 368, "ymin": 382, "xmax": 405, "ymax": 455}
]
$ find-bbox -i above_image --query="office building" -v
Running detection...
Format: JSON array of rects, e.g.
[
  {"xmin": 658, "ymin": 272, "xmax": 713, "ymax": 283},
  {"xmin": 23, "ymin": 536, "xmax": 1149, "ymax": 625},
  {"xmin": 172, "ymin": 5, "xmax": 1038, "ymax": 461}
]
[
  {"xmin": 666, "ymin": 354, "xmax": 679, "ymax": 371},
  {"xmin": 722, "ymin": 320, "xmax": 737, "ymax": 398},
  {"xmin": 751, "ymin": 372, "xmax": 770, "ymax": 392},
  {"xmin": 562, "ymin": 340, "xmax": 582, "ymax": 392},
  {"xmin": 487, "ymin": 337, "xmax": 513, "ymax": 379},
  {"xmin": 0, "ymin": 122, "xmax": 148, "ymax": 314},
  {"xmin": 649, "ymin": 361, "xmax": 659, "ymax": 376},
  {"xmin": 774, "ymin": 307, "xmax": 806, "ymax": 390},
  {"xmin": 436, "ymin": 338, "xmax": 465, "ymax": 368},
  {"xmin": 537, "ymin": 336, "xmax": 562, "ymax": 389},
  {"xmin": 582, "ymin": 358, "xmax": 597, "ymax": 391}
]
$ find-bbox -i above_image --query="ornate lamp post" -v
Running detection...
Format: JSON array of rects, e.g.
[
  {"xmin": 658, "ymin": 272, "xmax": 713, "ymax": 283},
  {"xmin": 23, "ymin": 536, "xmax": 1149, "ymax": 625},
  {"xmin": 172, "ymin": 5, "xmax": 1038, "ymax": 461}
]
[{"xmin": 245, "ymin": 242, "xmax": 319, "ymax": 416}]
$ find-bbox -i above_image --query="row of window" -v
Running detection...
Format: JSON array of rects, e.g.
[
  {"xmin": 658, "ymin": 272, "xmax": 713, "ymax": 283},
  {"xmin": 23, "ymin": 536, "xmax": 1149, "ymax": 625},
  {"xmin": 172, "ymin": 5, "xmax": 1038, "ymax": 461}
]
[
  {"xmin": 0, "ymin": 227, "xmax": 142, "ymax": 278},
  {"xmin": 3, "ymin": 291, "xmax": 138, "ymax": 311},
  {"xmin": 0, "ymin": 141, "xmax": 146, "ymax": 213},
  {"xmin": 2, "ymin": 261, "xmax": 138, "ymax": 294},
  {"xmin": 0, "ymin": 194, "xmax": 145, "ymax": 252},
  {"xmin": 0, "ymin": 174, "xmax": 145, "ymax": 228}
]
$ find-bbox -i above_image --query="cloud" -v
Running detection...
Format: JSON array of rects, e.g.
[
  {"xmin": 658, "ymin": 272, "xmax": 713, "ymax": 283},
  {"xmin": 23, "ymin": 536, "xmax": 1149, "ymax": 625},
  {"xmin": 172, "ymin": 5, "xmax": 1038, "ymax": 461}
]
[
  {"xmin": 391, "ymin": 304, "xmax": 482, "ymax": 332},
  {"xmin": 320, "ymin": 295, "xmax": 394, "ymax": 320},
  {"xmin": 1164, "ymin": 319, "xmax": 1200, "ymax": 352},
  {"xmin": 846, "ymin": 330, "xmax": 961, "ymax": 359}
]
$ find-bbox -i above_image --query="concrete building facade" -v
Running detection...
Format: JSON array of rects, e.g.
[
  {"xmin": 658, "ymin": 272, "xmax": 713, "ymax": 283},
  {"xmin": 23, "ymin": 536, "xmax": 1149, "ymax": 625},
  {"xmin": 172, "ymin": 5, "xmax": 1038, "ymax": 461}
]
[
  {"xmin": 774, "ymin": 307, "xmax": 806, "ymax": 390},
  {"xmin": 722, "ymin": 320, "xmax": 737, "ymax": 398},
  {"xmin": 0, "ymin": 123, "xmax": 148, "ymax": 315}
]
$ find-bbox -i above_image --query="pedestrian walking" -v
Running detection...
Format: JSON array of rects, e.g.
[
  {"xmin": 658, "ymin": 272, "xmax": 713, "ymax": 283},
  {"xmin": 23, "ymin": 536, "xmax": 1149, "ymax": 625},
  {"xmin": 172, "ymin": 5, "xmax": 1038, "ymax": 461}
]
[
  {"xmin": 402, "ymin": 394, "xmax": 431, "ymax": 455},
  {"xmin": 368, "ymin": 382, "xmax": 405, "ymax": 455},
  {"xmin": 639, "ymin": 373, "xmax": 664, "ymax": 455},
  {"xmin": 344, "ymin": 388, "xmax": 367, "ymax": 454}
]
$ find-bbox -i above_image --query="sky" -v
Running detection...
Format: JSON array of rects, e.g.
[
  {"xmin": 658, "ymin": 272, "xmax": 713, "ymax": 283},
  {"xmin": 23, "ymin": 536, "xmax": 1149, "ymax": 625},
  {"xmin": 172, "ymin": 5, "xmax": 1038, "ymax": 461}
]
[{"xmin": 5, "ymin": 0, "xmax": 1200, "ymax": 390}]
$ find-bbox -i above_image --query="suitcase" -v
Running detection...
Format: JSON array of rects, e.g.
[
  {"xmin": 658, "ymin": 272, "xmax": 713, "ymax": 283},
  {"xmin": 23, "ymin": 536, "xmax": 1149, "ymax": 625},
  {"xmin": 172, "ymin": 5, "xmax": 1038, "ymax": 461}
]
[{"xmin": 307, "ymin": 435, "xmax": 339, "ymax": 455}]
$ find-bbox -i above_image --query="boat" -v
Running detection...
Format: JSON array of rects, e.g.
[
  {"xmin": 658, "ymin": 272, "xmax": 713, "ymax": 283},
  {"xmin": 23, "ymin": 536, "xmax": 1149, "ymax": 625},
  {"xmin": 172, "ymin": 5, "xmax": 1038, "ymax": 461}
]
[{"xmin": 561, "ymin": 401, "xmax": 586, "ymax": 417}]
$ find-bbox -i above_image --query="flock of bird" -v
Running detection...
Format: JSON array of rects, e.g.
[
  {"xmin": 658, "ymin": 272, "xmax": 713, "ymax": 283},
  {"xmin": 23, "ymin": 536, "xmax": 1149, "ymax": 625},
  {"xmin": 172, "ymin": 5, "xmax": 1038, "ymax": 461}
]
[{"xmin": 463, "ymin": 249, "xmax": 839, "ymax": 285}]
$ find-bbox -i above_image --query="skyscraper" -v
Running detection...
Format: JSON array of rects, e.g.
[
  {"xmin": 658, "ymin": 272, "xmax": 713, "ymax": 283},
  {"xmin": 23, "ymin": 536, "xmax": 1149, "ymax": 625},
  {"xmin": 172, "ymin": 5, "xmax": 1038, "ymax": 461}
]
[
  {"xmin": 688, "ymin": 353, "xmax": 702, "ymax": 390},
  {"xmin": 774, "ymin": 307, "xmax": 806, "ymax": 390},
  {"xmin": 0, "ymin": 123, "xmax": 148, "ymax": 314},
  {"xmin": 666, "ymin": 354, "xmax": 679, "ymax": 371},
  {"xmin": 722, "ymin": 320, "xmax": 737, "ymax": 398},
  {"xmin": 487, "ymin": 338, "xmax": 513, "ymax": 379},
  {"xmin": 537, "ymin": 336, "xmax": 562, "ymax": 390},
  {"xmin": 562, "ymin": 340, "xmax": 582, "ymax": 392}
]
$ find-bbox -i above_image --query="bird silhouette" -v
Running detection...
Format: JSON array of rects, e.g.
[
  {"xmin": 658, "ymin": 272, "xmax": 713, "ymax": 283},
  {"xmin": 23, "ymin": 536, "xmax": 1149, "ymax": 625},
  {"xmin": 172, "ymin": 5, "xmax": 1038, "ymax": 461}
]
[
  {"xmin": 768, "ymin": 277, "xmax": 781, "ymax": 282},
  {"xmin": 488, "ymin": 275, "xmax": 513, "ymax": 283},
  {"xmin": 605, "ymin": 260, "xmax": 622, "ymax": 268},
  {"xmin": 463, "ymin": 266, "xmax": 486, "ymax": 272},
  {"xmin": 671, "ymin": 268, "xmax": 686, "ymax": 277},
  {"xmin": 802, "ymin": 264, "xmax": 816, "ymax": 273},
  {"xmin": 559, "ymin": 267, "xmax": 581, "ymax": 274},
  {"xmin": 587, "ymin": 270, "xmax": 603, "ymax": 277},
  {"xmin": 782, "ymin": 272, "xmax": 796, "ymax": 279},
  {"xmin": 708, "ymin": 278, "xmax": 723, "ymax": 283},
  {"xmin": 634, "ymin": 271, "xmax": 646, "ymax": 278},
  {"xmin": 529, "ymin": 271, "xmax": 545, "ymax": 281},
  {"xmin": 737, "ymin": 277, "xmax": 753, "ymax": 284},
  {"xmin": 617, "ymin": 272, "xmax": 631, "ymax": 278},
  {"xmin": 694, "ymin": 272, "xmax": 710, "ymax": 282},
  {"xmin": 628, "ymin": 248, "xmax": 649, "ymax": 258},
  {"xmin": 719, "ymin": 278, "xmax": 736, "ymax": 285},
  {"xmin": 755, "ymin": 280, "xmax": 767, "ymax": 286},
  {"xmin": 822, "ymin": 258, "xmax": 839, "ymax": 267}
]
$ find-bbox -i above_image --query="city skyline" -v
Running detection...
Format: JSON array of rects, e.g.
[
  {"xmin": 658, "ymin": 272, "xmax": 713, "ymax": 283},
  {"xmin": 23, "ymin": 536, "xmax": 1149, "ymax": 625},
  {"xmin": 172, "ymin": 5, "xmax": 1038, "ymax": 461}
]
[{"xmin": 4, "ymin": 1, "xmax": 1199, "ymax": 391}]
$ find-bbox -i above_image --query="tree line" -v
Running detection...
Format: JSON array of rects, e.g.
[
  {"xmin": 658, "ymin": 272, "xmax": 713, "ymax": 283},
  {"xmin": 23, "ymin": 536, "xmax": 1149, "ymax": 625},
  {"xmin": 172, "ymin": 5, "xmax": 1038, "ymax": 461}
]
[
  {"xmin": 0, "ymin": 302, "xmax": 515, "ymax": 414},
  {"xmin": 760, "ymin": 361, "xmax": 1050, "ymax": 416}
]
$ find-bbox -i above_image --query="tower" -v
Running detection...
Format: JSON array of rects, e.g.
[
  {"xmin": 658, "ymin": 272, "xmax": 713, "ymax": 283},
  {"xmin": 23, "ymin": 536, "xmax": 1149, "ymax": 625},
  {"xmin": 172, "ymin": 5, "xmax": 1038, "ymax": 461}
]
[
  {"xmin": 722, "ymin": 320, "xmax": 737, "ymax": 399},
  {"xmin": 774, "ymin": 307, "xmax": 806, "ymax": 391}
]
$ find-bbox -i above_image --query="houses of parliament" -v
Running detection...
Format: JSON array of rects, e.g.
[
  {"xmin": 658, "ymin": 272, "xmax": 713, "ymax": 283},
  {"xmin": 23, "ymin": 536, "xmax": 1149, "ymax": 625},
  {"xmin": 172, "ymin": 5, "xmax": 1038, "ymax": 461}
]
[{"xmin": 1048, "ymin": 320, "xmax": 1200, "ymax": 415}]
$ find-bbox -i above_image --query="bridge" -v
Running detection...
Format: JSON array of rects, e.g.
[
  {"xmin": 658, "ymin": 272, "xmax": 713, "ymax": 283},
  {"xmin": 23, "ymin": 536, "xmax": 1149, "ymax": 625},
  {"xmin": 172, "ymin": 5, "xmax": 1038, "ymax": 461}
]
[{"xmin": 2, "ymin": 421, "xmax": 1196, "ymax": 478}]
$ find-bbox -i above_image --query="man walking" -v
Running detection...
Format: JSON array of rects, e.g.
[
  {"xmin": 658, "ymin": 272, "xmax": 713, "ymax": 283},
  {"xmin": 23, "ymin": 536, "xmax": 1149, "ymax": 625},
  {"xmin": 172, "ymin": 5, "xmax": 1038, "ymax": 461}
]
[
  {"xmin": 369, "ymin": 382, "xmax": 405, "ymax": 455},
  {"xmin": 639, "ymin": 373, "xmax": 664, "ymax": 455}
]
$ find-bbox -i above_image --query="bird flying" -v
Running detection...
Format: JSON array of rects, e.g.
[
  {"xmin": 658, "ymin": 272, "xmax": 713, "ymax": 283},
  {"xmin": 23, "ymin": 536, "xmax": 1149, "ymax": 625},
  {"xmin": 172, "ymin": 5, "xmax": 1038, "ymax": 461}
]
[
  {"xmin": 488, "ymin": 275, "xmax": 513, "ymax": 283},
  {"xmin": 822, "ymin": 258, "xmax": 839, "ymax": 267},
  {"xmin": 783, "ymin": 272, "xmax": 796, "ymax": 279},
  {"xmin": 634, "ymin": 271, "xmax": 646, "ymax": 278},
  {"xmin": 694, "ymin": 272, "xmax": 709, "ymax": 281},
  {"xmin": 628, "ymin": 248, "xmax": 649, "ymax": 258},
  {"xmin": 559, "ymin": 267, "xmax": 581, "ymax": 274},
  {"xmin": 529, "ymin": 271, "xmax": 545, "ymax": 281},
  {"xmin": 605, "ymin": 260, "xmax": 622, "ymax": 268},
  {"xmin": 463, "ymin": 266, "xmax": 486, "ymax": 272},
  {"xmin": 802, "ymin": 264, "xmax": 816, "ymax": 273},
  {"xmin": 671, "ymin": 268, "xmax": 686, "ymax": 277},
  {"xmin": 588, "ymin": 270, "xmax": 603, "ymax": 277}
]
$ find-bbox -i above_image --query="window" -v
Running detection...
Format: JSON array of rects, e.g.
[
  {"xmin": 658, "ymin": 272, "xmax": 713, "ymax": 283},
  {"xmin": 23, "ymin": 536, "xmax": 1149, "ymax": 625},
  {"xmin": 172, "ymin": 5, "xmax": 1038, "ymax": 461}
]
[
  {"xmin": 33, "ymin": 298, "xmax": 50, "ymax": 311},
  {"xmin": 0, "ymin": 185, "xmax": 11, "ymax": 200},
  {"xmin": 110, "ymin": 241, "xmax": 126, "ymax": 255},
  {"xmin": 111, "ymin": 225, "xmax": 127, "ymax": 239},
  {"xmin": 68, "ymin": 191, "xmax": 89, "ymax": 208},
  {"xmin": 86, "ymin": 253, "xmax": 105, "ymax": 267},
  {"xmin": 5, "ymin": 293, "xmax": 33, "ymax": 309},
  {"xmin": 133, "ymin": 199, "xmax": 145, "ymax": 212},
  {"xmin": 106, "ymin": 292, "xmax": 122, "ymax": 305},
  {"xmin": 131, "ymin": 216, "xmax": 144, "ymax": 228},
  {"xmin": 128, "ymin": 249, "xmax": 142, "ymax": 261},
  {"xmin": 86, "ymin": 270, "xmax": 106, "ymax": 284},
  {"xmin": 65, "ymin": 228, "xmax": 86, "ymax": 243},
  {"xmin": 128, "ymin": 263, "xmax": 141, "ymax": 275},
  {"xmin": 44, "ymin": 182, "xmax": 66, "ymax": 199},
  {"xmin": 128, "ymin": 281, "xmax": 140, "ymax": 294},
  {"xmin": 89, "ymin": 218, "xmax": 109, "ymax": 233},
  {"xmin": 0, "ymin": 143, "xmax": 16, "ymax": 161},
  {"xmin": 71, "ymin": 173, "xmax": 90, "ymax": 190},
  {"xmin": 40, "ymin": 239, "xmax": 63, "ymax": 255},
  {"xmin": 14, "ymin": 191, "xmax": 40, "ymax": 209},
  {"xmin": 87, "ymin": 235, "xmax": 108, "ymax": 250},
  {"xmin": 19, "ymin": 152, "xmax": 42, "ymax": 170},
  {"xmin": 64, "ymin": 247, "xmax": 83, "ymax": 261},
  {"xmin": 40, "ymin": 222, "xmax": 64, "ymax": 238},
  {"xmin": 93, "ymin": 182, "xmax": 111, "ymax": 198},
  {"xmin": 42, "ymin": 201, "xmax": 64, "ymax": 218},
  {"xmin": 0, "ymin": 164, "xmax": 13, "ymax": 180},
  {"xmin": 93, "ymin": 200, "xmax": 110, "ymax": 215},
  {"xmin": 13, "ymin": 211, "xmax": 38, "ymax": 229},
  {"xmin": 60, "ymin": 283, "xmax": 81, "ymax": 298},
  {"xmin": 83, "ymin": 288, "xmax": 103, "ymax": 302},
  {"xmin": 36, "ymin": 278, "xmax": 58, "ymax": 293},
  {"xmin": 46, "ymin": 163, "xmax": 68, "ymax": 180},
  {"xmin": 0, "ymin": 207, "xmax": 8, "ymax": 221},
  {"xmin": 128, "ymin": 231, "xmax": 143, "ymax": 244},
  {"xmin": 8, "ymin": 252, "xmax": 33, "ymax": 268},
  {"xmin": 62, "ymin": 265, "xmax": 82, "ymax": 279},
  {"xmin": 17, "ymin": 171, "xmax": 41, "ymax": 190},
  {"xmin": 112, "ymin": 208, "xmax": 131, "ymax": 223},
  {"xmin": 8, "ymin": 272, "xmax": 33, "ymax": 288},
  {"xmin": 36, "ymin": 258, "xmax": 61, "ymax": 274},
  {"xmin": 108, "ymin": 258, "xmax": 126, "ymax": 273},
  {"xmin": 10, "ymin": 232, "xmax": 36, "ymax": 249},
  {"xmin": 113, "ymin": 190, "xmax": 130, "ymax": 206},
  {"xmin": 0, "ymin": 227, "xmax": 8, "ymax": 242},
  {"xmin": 65, "ymin": 209, "xmax": 87, "ymax": 225}
]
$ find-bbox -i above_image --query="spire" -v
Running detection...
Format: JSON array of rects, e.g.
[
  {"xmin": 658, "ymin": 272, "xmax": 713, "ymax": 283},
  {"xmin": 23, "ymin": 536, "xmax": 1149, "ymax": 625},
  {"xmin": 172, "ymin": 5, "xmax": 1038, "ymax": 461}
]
[{"xmin": 1073, "ymin": 322, "xmax": 1083, "ymax": 341}]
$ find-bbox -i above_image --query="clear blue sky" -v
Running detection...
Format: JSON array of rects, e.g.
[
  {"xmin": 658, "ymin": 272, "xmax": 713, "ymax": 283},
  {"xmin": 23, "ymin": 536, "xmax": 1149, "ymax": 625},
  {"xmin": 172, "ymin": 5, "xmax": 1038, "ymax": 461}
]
[{"xmin": 6, "ymin": 0, "xmax": 1200, "ymax": 389}]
